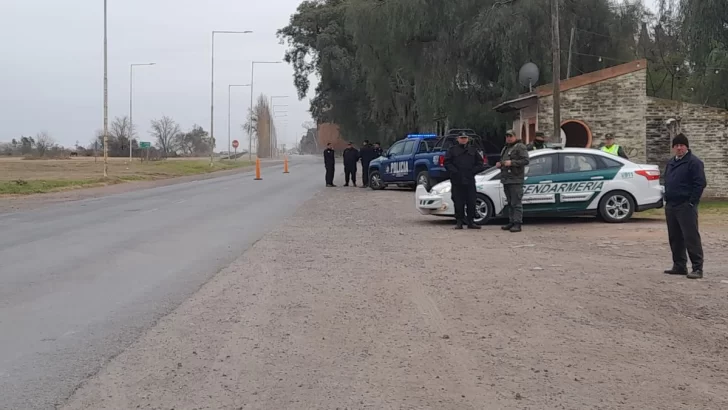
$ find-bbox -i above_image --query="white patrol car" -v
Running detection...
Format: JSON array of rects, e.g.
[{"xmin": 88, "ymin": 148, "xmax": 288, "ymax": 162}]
[{"xmin": 415, "ymin": 147, "xmax": 664, "ymax": 224}]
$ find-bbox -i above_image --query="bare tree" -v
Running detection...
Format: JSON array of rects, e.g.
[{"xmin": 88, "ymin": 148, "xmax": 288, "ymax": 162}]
[
  {"xmin": 35, "ymin": 131, "xmax": 55, "ymax": 157},
  {"xmin": 150, "ymin": 116, "xmax": 181, "ymax": 157},
  {"xmin": 110, "ymin": 116, "xmax": 134, "ymax": 140}
]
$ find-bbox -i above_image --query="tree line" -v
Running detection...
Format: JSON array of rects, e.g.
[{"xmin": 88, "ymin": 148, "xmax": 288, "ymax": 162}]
[{"xmin": 277, "ymin": 0, "xmax": 727, "ymax": 145}]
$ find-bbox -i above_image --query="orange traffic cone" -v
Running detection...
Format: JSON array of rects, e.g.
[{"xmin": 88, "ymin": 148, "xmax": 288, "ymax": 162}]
[
  {"xmin": 283, "ymin": 156, "xmax": 289, "ymax": 174},
  {"xmin": 254, "ymin": 158, "xmax": 262, "ymax": 180}
]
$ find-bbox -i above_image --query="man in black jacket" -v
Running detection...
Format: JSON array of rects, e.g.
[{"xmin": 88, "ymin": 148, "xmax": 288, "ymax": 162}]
[
  {"xmin": 359, "ymin": 140, "xmax": 376, "ymax": 188},
  {"xmin": 663, "ymin": 133, "xmax": 707, "ymax": 279},
  {"xmin": 342, "ymin": 142, "xmax": 360, "ymax": 186},
  {"xmin": 444, "ymin": 132, "xmax": 488, "ymax": 230},
  {"xmin": 373, "ymin": 142, "xmax": 383, "ymax": 158},
  {"xmin": 323, "ymin": 143, "xmax": 336, "ymax": 187}
]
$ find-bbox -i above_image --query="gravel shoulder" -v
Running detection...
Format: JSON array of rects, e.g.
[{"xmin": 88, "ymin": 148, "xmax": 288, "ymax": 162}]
[{"xmin": 61, "ymin": 179, "xmax": 728, "ymax": 410}]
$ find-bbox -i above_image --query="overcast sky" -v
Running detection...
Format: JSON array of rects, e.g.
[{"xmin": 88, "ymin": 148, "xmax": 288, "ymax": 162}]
[
  {"xmin": 1, "ymin": 1, "xmax": 658, "ymax": 150},
  {"xmin": 0, "ymin": 0, "xmax": 316, "ymax": 151}
]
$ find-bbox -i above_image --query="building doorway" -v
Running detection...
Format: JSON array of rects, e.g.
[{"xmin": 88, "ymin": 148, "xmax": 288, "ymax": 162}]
[{"xmin": 561, "ymin": 120, "xmax": 592, "ymax": 148}]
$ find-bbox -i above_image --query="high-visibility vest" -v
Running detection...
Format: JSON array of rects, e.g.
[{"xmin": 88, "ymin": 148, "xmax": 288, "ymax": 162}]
[{"xmin": 601, "ymin": 144, "xmax": 620, "ymax": 156}]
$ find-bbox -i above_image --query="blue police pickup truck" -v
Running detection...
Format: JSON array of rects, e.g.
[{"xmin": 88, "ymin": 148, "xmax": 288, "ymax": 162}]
[{"xmin": 368, "ymin": 132, "xmax": 498, "ymax": 191}]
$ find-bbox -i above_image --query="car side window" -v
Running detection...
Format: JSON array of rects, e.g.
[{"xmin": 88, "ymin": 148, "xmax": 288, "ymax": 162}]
[
  {"xmin": 561, "ymin": 154, "xmax": 598, "ymax": 173},
  {"xmin": 387, "ymin": 141, "xmax": 405, "ymax": 156},
  {"xmin": 599, "ymin": 156, "xmax": 624, "ymax": 169},
  {"xmin": 402, "ymin": 140, "xmax": 416, "ymax": 155},
  {"xmin": 526, "ymin": 154, "xmax": 556, "ymax": 177},
  {"xmin": 418, "ymin": 141, "xmax": 430, "ymax": 153}
]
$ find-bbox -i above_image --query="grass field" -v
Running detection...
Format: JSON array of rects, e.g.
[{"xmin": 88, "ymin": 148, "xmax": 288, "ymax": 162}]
[
  {"xmin": 640, "ymin": 200, "xmax": 728, "ymax": 223},
  {"xmin": 0, "ymin": 157, "xmax": 255, "ymax": 195}
]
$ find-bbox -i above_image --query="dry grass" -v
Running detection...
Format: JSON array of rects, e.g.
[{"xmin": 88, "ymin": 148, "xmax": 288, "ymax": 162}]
[
  {"xmin": 639, "ymin": 200, "xmax": 728, "ymax": 224},
  {"xmin": 0, "ymin": 157, "xmax": 254, "ymax": 195}
]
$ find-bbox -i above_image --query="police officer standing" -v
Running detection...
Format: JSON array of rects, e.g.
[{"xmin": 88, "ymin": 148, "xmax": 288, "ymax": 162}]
[
  {"xmin": 444, "ymin": 132, "xmax": 487, "ymax": 230},
  {"xmin": 373, "ymin": 142, "xmax": 383, "ymax": 158},
  {"xmin": 496, "ymin": 130, "xmax": 530, "ymax": 233},
  {"xmin": 343, "ymin": 142, "xmax": 360, "ymax": 187},
  {"xmin": 359, "ymin": 140, "xmax": 376, "ymax": 188},
  {"xmin": 323, "ymin": 143, "xmax": 336, "ymax": 187},
  {"xmin": 663, "ymin": 133, "xmax": 707, "ymax": 279},
  {"xmin": 601, "ymin": 133, "xmax": 629, "ymax": 159},
  {"xmin": 527, "ymin": 132, "xmax": 547, "ymax": 151}
]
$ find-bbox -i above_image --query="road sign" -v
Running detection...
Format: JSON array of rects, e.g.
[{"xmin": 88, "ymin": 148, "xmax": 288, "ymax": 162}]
[
  {"xmin": 140, "ymin": 142, "xmax": 151, "ymax": 149},
  {"xmin": 232, "ymin": 140, "xmax": 239, "ymax": 149}
]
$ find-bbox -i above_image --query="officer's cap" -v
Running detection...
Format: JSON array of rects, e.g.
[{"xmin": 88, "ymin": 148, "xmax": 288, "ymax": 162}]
[{"xmin": 505, "ymin": 129, "xmax": 516, "ymax": 136}]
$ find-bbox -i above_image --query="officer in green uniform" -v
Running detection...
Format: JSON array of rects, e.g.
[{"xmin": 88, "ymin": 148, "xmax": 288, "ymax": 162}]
[
  {"xmin": 526, "ymin": 131, "xmax": 546, "ymax": 151},
  {"xmin": 496, "ymin": 130, "xmax": 530, "ymax": 233},
  {"xmin": 600, "ymin": 133, "xmax": 629, "ymax": 159}
]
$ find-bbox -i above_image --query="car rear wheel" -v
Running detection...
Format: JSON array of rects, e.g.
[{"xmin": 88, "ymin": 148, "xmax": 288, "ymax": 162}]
[
  {"xmin": 599, "ymin": 191, "xmax": 635, "ymax": 223},
  {"xmin": 469, "ymin": 194, "xmax": 494, "ymax": 225},
  {"xmin": 369, "ymin": 170, "xmax": 385, "ymax": 190}
]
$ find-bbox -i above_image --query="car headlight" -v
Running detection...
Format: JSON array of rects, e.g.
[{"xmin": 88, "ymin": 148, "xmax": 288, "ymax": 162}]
[{"xmin": 432, "ymin": 183, "xmax": 451, "ymax": 195}]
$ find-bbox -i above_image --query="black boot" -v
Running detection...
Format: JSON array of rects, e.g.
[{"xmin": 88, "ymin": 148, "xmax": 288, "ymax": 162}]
[
  {"xmin": 454, "ymin": 220, "xmax": 464, "ymax": 230},
  {"xmin": 663, "ymin": 267, "xmax": 688, "ymax": 275},
  {"xmin": 509, "ymin": 223, "xmax": 522, "ymax": 233},
  {"xmin": 501, "ymin": 223, "xmax": 514, "ymax": 231},
  {"xmin": 467, "ymin": 221, "xmax": 481, "ymax": 230},
  {"xmin": 687, "ymin": 270, "xmax": 704, "ymax": 279}
]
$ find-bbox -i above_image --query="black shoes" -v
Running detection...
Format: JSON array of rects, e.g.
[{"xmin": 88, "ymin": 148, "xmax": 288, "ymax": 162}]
[
  {"xmin": 454, "ymin": 220, "xmax": 464, "ymax": 230},
  {"xmin": 501, "ymin": 223, "xmax": 513, "ymax": 231},
  {"xmin": 664, "ymin": 267, "xmax": 703, "ymax": 279},
  {"xmin": 687, "ymin": 270, "xmax": 704, "ymax": 279},
  {"xmin": 509, "ymin": 224, "xmax": 522, "ymax": 233},
  {"xmin": 326, "ymin": 184, "xmax": 337, "ymax": 187},
  {"xmin": 663, "ymin": 267, "xmax": 688, "ymax": 275},
  {"xmin": 467, "ymin": 223, "xmax": 481, "ymax": 230}
]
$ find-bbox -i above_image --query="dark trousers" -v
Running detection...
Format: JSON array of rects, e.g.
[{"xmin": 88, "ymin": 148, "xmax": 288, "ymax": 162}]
[
  {"xmin": 665, "ymin": 202, "xmax": 704, "ymax": 271},
  {"xmin": 325, "ymin": 165, "xmax": 334, "ymax": 185},
  {"xmin": 452, "ymin": 183, "xmax": 477, "ymax": 223},
  {"xmin": 344, "ymin": 165, "xmax": 357, "ymax": 185},
  {"xmin": 361, "ymin": 162, "xmax": 370, "ymax": 186},
  {"xmin": 503, "ymin": 183, "xmax": 524, "ymax": 224}
]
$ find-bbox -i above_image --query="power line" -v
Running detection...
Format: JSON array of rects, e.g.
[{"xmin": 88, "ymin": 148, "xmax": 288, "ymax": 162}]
[{"xmin": 562, "ymin": 50, "xmax": 726, "ymax": 72}]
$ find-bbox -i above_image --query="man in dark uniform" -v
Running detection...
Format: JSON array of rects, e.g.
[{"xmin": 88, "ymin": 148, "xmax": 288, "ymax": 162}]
[
  {"xmin": 497, "ymin": 130, "xmax": 530, "ymax": 233},
  {"xmin": 342, "ymin": 142, "xmax": 360, "ymax": 187},
  {"xmin": 444, "ymin": 132, "xmax": 487, "ymax": 230},
  {"xmin": 359, "ymin": 140, "xmax": 376, "ymax": 188},
  {"xmin": 323, "ymin": 143, "xmax": 336, "ymax": 187},
  {"xmin": 373, "ymin": 142, "xmax": 383, "ymax": 158},
  {"xmin": 527, "ymin": 131, "xmax": 546, "ymax": 151},
  {"xmin": 663, "ymin": 133, "xmax": 707, "ymax": 279}
]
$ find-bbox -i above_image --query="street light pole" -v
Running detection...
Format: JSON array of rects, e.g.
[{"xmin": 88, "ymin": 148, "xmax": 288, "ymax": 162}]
[
  {"xmin": 210, "ymin": 30, "xmax": 252, "ymax": 166},
  {"xmin": 103, "ymin": 0, "xmax": 108, "ymax": 177},
  {"xmin": 129, "ymin": 62, "xmax": 156, "ymax": 161},
  {"xmin": 227, "ymin": 83, "xmax": 251, "ymax": 158},
  {"xmin": 269, "ymin": 95, "xmax": 289, "ymax": 158},
  {"xmin": 248, "ymin": 61, "xmax": 282, "ymax": 160}
]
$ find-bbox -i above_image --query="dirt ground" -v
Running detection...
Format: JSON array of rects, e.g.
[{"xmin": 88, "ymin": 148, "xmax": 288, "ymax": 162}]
[{"xmin": 61, "ymin": 177, "xmax": 728, "ymax": 410}]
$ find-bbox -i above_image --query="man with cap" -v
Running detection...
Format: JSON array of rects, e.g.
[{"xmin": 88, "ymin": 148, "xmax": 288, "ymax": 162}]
[
  {"xmin": 496, "ymin": 130, "xmax": 530, "ymax": 233},
  {"xmin": 663, "ymin": 133, "xmax": 707, "ymax": 279},
  {"xmin": 527, "ymin": 131, "xmax": 547, "ymax": 151},
  {"xmin": 373, "ymin": 142, "xmax": 384, "ymax": 158},
  {"xmin": 323, "ymin": 142, "xmax": 336, "ymax": 187},
  {"xmin": 342, "ymin": 141, "xmax": 360, "ymax": 187},
  {"xmin": 359, "ymin": 139, "xmax": 376, "ymax": 188},
  {"xmin": 444, "ymin": 132, "xmax": 488, "ymax": 229},
  {"xmin": 601, "ymin": 133, "xmax": 629, "ymax": 159}
]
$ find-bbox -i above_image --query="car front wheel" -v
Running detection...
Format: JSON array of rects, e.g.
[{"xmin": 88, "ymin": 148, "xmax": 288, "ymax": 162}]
[
  {"xmin": 469, "ymin": 194, "xmax": 494, "ymax": 225},
  {"xmin": 599, "ymin": 191, "xmax": 635, "ymax": 223},
  {"xmin": 369, "ymin": 170, "xmax": 385, "ymax": 190}
]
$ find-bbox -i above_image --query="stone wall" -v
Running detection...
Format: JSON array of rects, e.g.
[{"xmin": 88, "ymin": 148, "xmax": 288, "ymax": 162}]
[
  {"xmin": 646, "ymin": 97, "xmax": 728, "ymax": 198},
  {"xmin": 538, "ymin": 69, "xmax": 648, "ymax": 163}
]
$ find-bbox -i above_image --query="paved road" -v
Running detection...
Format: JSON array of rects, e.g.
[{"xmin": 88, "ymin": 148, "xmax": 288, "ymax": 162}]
[{"xmin": 0, "ymin": 156, "xmax": 324, "ymax": 410}]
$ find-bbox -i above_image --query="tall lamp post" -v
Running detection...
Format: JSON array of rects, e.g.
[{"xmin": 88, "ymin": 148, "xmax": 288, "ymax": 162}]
[
  {"xmin": 129, "ymin": 62, "xmax": 156, "ymax": 161},
  {"xmin": 210, "ymin": 30, "xmax": 253, "ymax": 166},
  {"xmin": 103, "ymin": 0, "xmax": 108, "ymax": 177},
  {"xmin": 249, "ymin": 61, "xmax": 282, "ymax": 160},
  {"xmin": 269, "ymin": 96, "xmax": 289, "ymax": 158},
  {"xmin": 228, "ymin": 83, "xmax": 251, "ymax": 157}
]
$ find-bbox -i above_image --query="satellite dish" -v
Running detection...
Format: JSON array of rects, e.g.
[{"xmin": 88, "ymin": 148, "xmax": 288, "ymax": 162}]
[{"xmin": 518, "ymin": 62, "xmax": 540, "ymax": 92}]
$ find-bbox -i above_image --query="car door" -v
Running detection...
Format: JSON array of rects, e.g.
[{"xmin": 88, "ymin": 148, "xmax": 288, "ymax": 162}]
[
  {"xmin": 392, "ymin": 139, "xmax": 416, "ymax": 182},
  {"xmin": 520, "ymin": 153, "xmax": 559, "ymax": 213},
  {"xmin": 555, "ymin": 152, "xmax": 619, "ymax": 212},
  {"xmin": 381, "ymin": 140, "xmax": 406, "ymax": 183}
]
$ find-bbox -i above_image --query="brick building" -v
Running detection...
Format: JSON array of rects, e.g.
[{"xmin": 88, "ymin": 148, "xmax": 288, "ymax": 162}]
[{"xmin": 494, "ymin": 59, "xmax": 728, "ymax": 198}]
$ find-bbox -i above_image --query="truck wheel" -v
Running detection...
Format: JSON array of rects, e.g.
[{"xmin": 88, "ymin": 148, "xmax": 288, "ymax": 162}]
[
  {"xmin": 416, "ymin": 170, "xmax": 432, "ymax": 191},
  {"xmin": 369, "ymin": 171, "xmax": 385, "ymax": 190}
]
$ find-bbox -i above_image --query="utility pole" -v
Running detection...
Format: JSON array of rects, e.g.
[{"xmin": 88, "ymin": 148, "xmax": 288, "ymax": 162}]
[
  {"xmin": 103, "ymin": 0, "xmax": 108, "ymax": 177},
  {"xmin": 551, "ymin": 0, "xmax": 561, "ymax": 144},
  {"xmin": 567, "ymin": 26, "xmax": 575, "ymax": 79}
]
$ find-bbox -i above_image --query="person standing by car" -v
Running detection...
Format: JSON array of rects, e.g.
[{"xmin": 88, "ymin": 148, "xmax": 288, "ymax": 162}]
[
  {"xmin": 601, "ymin": 133, "xmax": 629, "ymax": 159},
  {"xmin": 663, "ymin": 133, "xmax": 707, "ymax": 279},
  {"xmin": 444, "ymin": 132, "xmax": 487, "ymax": 230},
  {"xmin": 343, "ymin": 142, "xmax": 360, "ymax": 187},
  {"xmin": 324, "ymin": 143, "xmax": 336, "ymax": 187},
  {"xmin": 373, "ymin": 142, "xmax": 383, "ymax": 158},
  {"xmin": 496, "ymin": 130, "xmax": 530, "ymax": 233},
  {"xmin": 527, "ymin": 131, "xmax": 547, "ymax": 151},
  {"xmin": 359, "ymin": 140, "xmax": 376, "ymax": 188}
]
